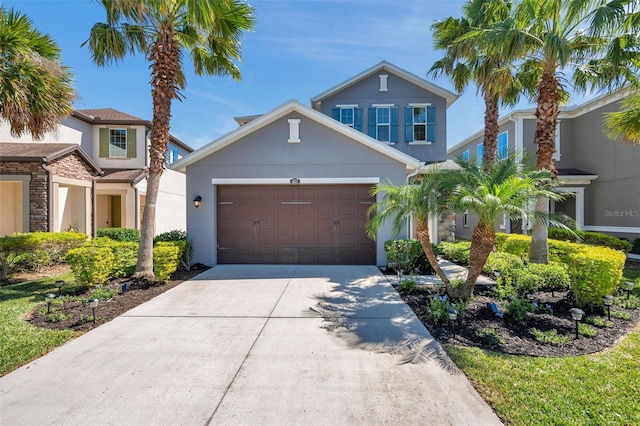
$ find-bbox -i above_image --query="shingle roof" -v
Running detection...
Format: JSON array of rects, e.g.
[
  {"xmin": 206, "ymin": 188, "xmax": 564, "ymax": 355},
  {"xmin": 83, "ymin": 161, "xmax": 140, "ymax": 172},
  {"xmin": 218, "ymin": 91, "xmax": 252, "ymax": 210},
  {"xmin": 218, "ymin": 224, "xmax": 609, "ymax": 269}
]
[
  {"xmin": 0, "ymin": 143, "xmax": 102, "ymax": 174},
  {"xmin": 75, "ymin": 108, "xmax": 146, "ymax": 123},
  {"xmin": 98, "ymin": 168, "xmax": 148, "ymax": 184}
]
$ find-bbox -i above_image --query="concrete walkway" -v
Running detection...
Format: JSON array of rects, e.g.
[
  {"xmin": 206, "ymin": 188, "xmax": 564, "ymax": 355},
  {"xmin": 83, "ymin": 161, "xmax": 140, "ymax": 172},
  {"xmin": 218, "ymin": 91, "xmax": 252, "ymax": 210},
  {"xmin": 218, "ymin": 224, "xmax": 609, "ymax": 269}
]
[{"xmin": 0, "ymin": 265, "xmax": 502, "ymax": 425}]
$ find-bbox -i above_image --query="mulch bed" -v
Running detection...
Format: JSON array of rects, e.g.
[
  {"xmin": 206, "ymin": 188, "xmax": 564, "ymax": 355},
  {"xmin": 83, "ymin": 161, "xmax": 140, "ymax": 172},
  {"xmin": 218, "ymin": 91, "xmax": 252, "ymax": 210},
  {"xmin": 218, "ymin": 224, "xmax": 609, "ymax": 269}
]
[
  {"xmin": 390, "ymin": 258, "xmax": 640, "ymax": 357},
  {"xmin": 27, "ymin": 265, "xmax": 209, "ymax": 332}
]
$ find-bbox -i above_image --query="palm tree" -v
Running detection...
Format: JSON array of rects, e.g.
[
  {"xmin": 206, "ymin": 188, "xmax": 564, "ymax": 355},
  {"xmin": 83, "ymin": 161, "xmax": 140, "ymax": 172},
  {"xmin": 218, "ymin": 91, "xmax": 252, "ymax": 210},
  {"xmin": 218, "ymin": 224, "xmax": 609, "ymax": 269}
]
[
  {"xmin": 483, "ymin": 0, "xmax": 638, "ymax": 263},
  {"xmin": 366, "ymin": 173, "xmax": 452, "ymax": 291},
  {"xmin": 0, "ymin": 7, "xmax": 75, "ymax": 139},
  {"xmin": 85, "ymin": 0, "xmax": 255, "ymax": 280},
  {"xmin": 430, "ymin": 0, "xmax": 520, "ymax": 170},
  {"xmin": 442, "ymin": 156, "xmax": 562, "ymax": 300},
  {"xmin": 605, "ymin": 91, "xmax": 640, "ymax": 143}
]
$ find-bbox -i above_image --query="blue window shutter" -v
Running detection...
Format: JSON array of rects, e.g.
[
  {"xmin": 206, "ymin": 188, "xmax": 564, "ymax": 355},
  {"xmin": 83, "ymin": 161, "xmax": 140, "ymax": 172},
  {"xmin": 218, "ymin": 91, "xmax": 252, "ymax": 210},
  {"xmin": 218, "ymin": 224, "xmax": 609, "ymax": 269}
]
[
  {"xmin": 332, "ymin": 107, "xmax": 340, "ymax": 121},
  {"xmin": 427, "ymin": 105, "xmax": 435, "ymax": 142},
  {"xmin": 405, "ymin": 106, "xmax": 413, "ymax": 143},
  {"xmin": 354, "ymin": 107, "xmax": 362, "ymax": 131},
  {"xmin": 368, "ymin": 107, "xmax": 376, "ymax": 137},
  {"xmin": 390, "ymin": 107, "xmax": 398, "ymax": 143}
]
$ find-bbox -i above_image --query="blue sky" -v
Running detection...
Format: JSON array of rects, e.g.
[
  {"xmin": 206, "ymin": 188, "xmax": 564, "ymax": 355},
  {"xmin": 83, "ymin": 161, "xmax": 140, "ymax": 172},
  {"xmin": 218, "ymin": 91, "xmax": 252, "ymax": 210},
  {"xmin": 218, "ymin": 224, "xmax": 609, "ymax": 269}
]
[{"xmin": 2, "ymin": 0, "xmax": 587, "ymax": 150}]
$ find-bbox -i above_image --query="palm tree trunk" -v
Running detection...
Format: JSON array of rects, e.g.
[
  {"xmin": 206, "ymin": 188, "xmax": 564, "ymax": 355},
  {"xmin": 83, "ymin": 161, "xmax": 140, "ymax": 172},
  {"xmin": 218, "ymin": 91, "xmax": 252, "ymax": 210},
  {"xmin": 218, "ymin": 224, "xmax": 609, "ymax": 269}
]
[
  {"xmin": 458, "ymin": 223, "xmax": 495, "ymax": 300},
  {"xmin": 483, "ymin": 90, "xmax": 500, "ymax": 170},
  {"xmin": 416, "ymin": 220, "xmax": 451, "ymax": 289},
  {"xmin": 529, "ymin": 67, "xmax": 560, "ymax": 264},
  {"xmin": 134, "ymin": 28, "xmax": 180, "ymax": 280}
]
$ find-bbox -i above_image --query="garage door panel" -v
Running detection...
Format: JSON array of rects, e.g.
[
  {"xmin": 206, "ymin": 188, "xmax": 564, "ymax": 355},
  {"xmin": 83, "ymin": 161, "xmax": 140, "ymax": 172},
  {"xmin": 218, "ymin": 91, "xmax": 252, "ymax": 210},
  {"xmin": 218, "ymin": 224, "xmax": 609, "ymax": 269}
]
[{"xmin": 217, "ymin": 185, "xmax": 375, "ymax": 264}]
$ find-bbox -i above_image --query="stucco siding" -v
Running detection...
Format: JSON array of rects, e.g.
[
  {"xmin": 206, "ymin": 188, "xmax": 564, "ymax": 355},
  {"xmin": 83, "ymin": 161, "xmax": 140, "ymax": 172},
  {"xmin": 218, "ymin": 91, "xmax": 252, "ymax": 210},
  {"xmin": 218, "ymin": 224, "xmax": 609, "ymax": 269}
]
[{"xmin": 185, "ymin": 113, "xmax": 410, "ymax": 267}]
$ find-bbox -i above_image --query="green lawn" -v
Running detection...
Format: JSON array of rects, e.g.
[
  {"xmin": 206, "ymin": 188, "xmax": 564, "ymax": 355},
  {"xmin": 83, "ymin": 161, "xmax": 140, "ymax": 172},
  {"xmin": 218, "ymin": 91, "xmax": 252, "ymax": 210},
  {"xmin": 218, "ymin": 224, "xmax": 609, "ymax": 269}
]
[
  {"xmin": 0, "ymin": 272, "xmax": 82, "ymax": 376},
  {"xmin": 446, "ymin": 267, "xmax": 640, "ymax": 426}
]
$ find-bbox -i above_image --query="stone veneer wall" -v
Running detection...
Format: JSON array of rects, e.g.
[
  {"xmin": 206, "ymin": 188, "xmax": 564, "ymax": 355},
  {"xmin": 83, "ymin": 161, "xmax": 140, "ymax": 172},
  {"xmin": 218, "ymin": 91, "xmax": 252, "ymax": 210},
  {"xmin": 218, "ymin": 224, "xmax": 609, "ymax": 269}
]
[
  {"xmin": 437, "ymin": 210, "xmax": 457, "ymax": 242},
  {"xmin": 0, "ymin": 152, "xmax": 98, "ymax": 233}
]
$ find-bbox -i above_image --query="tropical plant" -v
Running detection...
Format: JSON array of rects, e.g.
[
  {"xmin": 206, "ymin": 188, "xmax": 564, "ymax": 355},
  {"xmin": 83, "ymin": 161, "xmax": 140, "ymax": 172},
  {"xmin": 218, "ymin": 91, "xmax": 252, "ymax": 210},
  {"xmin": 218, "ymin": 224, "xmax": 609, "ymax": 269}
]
[
  {"xmin": 366, "ymin": 172, "xmax": 451, "ymax": 288},
  {"xmin": 605, "ymin": 90, "xmax": 640, "ymax": 143},
  {"xmin": 84, "ymin": 0, "xmax": 255, "ymax": 280},
  {"xmin": 430, "ymin": 0, "xmax": 520, "ymax": 169},
  {"xmin": 0, "ymin": 7, "xmax": 75, "ymax": 139},
  {"xmin": 481, "ymin": 0, "xmax": 639, "ymax": 263},
  {"xmin": 440, "ymin": 156, "xmax": 563, "ymax": 300}
]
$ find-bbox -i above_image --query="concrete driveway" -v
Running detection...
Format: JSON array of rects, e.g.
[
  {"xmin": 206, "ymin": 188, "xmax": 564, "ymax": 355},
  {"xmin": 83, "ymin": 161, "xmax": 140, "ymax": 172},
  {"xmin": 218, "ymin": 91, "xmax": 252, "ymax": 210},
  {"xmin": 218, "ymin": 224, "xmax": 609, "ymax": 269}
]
[{"xmin": 0, "ymin": 265, "xmax": 502, "ymax": 425}]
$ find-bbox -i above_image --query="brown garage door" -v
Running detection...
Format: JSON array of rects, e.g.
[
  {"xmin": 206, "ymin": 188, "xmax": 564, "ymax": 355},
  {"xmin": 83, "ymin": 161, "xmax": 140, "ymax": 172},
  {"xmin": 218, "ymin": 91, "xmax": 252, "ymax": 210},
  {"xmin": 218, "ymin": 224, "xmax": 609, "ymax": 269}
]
[{"xmin": 217, "ymin": 185, "xmax": 375, "ymax": 264}]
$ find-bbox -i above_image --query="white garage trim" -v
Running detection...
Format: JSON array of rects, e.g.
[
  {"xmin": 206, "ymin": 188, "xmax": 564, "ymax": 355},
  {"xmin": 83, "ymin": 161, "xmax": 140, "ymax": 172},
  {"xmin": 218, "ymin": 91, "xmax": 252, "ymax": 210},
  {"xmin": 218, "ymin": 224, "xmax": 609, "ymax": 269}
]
[{"xmin": 211, "ymin": 177, "xmax": 380, "ymax": 185}]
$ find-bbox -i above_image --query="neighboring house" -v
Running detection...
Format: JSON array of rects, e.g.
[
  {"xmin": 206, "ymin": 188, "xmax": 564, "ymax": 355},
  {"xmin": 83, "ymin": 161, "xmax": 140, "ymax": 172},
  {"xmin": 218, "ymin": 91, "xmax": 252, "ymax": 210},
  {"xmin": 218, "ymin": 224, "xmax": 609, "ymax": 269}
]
[
  {"xmin": 172, "ymin": 62, "xmax": 458, "ymax": 267},
  {"xmin": 448, "ymin": 88, "xmax": 640, "ymax": 241},
  {"xmin": 0, "ymin": 108, "xmax": 193, "ymax": 237}
]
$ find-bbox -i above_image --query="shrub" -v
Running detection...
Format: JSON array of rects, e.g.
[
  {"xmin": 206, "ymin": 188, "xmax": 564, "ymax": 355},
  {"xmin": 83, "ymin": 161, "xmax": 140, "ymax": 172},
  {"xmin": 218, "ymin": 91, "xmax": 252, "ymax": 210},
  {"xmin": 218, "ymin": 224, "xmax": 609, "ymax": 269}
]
[
  {"xmin": 90, "ymin": 286, "xmax": 117, "ymax": 301},
  {"xmin": 154, "ymin": 229, "xmax": 187, "ymax": 244},
  {"xmin": 531, "ymin": 328, "xmax": 571, "ymax": 345},
  {"xmin": 580, "ymin": 231, "xmax": 631, "ymax": 252},
  {"xmin": 97, "ymin": 228, "xmax": 140, "ymax": 242},
  {"xmin": 505, "ymin": 298, "xmax": 535, "ymax": 323},
  {"xmin": 578, "ymin": 323, "xmax": 598, "ymax": 338},
  {"xmin": 566, "ymin": 245, "xmax": 626, "ymax": 309},
  {"xmin": 508, "ymin": 268, "xmax": 545, "ymax": 296},
  {"xmin": 494, "ymin": 233, "xmax": 509, "ymax": 251},
  {"xmin": 384, "ymin": 239, "xmax": 436, "ymax": 274},
  {"xmin": 483, "ymin": 251, "xmax": 524, "ymax": 276},
  {"xmin": 526, "ymin": 262, "xmax": 571, "ymax": 293},
  {"xmin": 66, "ymin": 246, "xmax": 115, "ymax": 286},
  {"xmin": 500, "ymin": 234, "xmax": 531, "ymax": 260},
  {"xmin": 632, "ymin": 238, "xmax": 640, "ymax": 255},
  {"xmin": 153, "ymin": 244, "xmax": 180, "ymax": 282},
  {"xmin": 109, "ymin": 242, "xmax": 139, "ymax": 278},
  {"xmin": 438, "ymin": 241, "xmax": 471, "ymax": 265},
  {"xmin": 477, "ymin": 328, "xmax": 504, "ymax": 347},
  {"xmin": 548, "ymin": 227, "xmax": 580, "ymax": 243}
]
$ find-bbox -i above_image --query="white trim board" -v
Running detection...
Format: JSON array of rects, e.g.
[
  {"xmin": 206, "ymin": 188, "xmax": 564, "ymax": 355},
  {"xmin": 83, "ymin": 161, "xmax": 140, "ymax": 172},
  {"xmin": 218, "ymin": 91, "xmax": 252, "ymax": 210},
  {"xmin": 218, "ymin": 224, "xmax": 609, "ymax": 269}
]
[
  {"xmin": 582, "ymin": 225, "xmax": 640, "ymax": 235},
  {"xmin": 212, "ymin": 177, "xmax": 380, "ymax": 185}
]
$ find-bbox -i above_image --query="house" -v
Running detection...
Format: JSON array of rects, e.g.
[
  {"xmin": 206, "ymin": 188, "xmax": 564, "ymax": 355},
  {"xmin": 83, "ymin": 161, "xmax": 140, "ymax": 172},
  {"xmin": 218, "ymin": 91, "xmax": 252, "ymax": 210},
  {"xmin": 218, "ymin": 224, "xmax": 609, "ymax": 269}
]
[
  {"xmin": 0, "ymin": 108, "xmax": 193, "ymax": 237},
  {"xmin": 172, "ymin": 62, "xmax": 458, "ymax": 267},
  {"xmin": 447, "ymin": 88, "xmax": 640, "ymax": 241}
]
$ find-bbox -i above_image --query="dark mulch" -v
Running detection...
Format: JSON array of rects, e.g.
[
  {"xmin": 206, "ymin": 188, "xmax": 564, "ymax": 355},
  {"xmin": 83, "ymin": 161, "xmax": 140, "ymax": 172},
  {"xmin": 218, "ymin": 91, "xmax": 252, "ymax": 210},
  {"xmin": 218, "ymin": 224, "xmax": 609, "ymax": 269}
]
[
  {"xmin": 390, "ymin": 258, "xmax": 640, "ymax": 357},
  {"xmin": 27, "ymin": 265, "xmax": 209, "ymax": 332}
]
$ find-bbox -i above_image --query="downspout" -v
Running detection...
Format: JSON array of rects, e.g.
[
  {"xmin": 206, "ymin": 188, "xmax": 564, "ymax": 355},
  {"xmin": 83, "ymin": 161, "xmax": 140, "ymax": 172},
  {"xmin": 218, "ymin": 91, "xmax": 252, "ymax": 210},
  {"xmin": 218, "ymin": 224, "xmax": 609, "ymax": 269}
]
[
  {"xmin": 92, "ymin": 176, "xmax": 98, "ymax": 238},
  {"xmin": 133, "ymin": 184, "xmax": 139, "ymax": 230},
  {"xmin": 41, "ymin": 162, "xmax": 54, "ymax": 232}
]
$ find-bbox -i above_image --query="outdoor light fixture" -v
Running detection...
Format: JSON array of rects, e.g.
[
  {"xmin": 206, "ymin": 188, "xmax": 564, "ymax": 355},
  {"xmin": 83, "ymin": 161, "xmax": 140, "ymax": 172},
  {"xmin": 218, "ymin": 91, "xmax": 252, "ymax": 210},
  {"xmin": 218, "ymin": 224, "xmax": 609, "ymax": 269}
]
[
  {"xmin": 447, "ymin": 308, "xmax": 459, "ymax": 338},
  {"xmin": 603, "ymin": 295, "xmax": 614, "ymax": 321},
  {"xmin": 193, "ymin": 195, "xmax": 202, "ymax": 208},
  {"xmin": 290, "ymin": 178, "xmax": 300, "ymax": 184},
  {"xmin": 45, "ymin": 293, "xmax": 55, "ymax": 314},
  {"xmin": 55, "ymin": 280, "xmax": 64, "ymax": 297},
  {"xmin": 570, "ymin": 308, "xmax": 585, "ymax": 339},
  {"xmin": 88, "ymin": 298, "xmax": 99, "ymax": 324},
  {"xmin": 623, "ymin": 281, "xmax": 636, "ymax": 299}
]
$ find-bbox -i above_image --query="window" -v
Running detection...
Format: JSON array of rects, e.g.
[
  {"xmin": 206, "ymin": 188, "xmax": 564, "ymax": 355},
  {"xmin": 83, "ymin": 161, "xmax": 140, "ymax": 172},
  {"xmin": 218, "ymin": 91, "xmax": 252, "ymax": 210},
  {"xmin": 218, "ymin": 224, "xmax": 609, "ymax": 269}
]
[
  {"xmin": 498, "ymin": 131, "xmax": 508, "ymax": 160},
  {"xmin": 463, "ymin": 210, "xmax": 469, "ymax": 227},
  {"xmin": 165, "ymin": 145, "xmax": 180, "ymax": 165},
  {"xmin": 405, "ymin": 105, "xmax": 435, "ymax": 143},
  {"xmin": 99, "ymin": 127, "xmax": 136, "ymax": 159},
  {"xmin": 332, "ymin": 106, "xmax": 362, "ymax": 131},
  {"xmin": 369, "ymin": 105, "xmax": 398, "ymax": 143},
  {"xmin": 477, "ymin": 143, "xmax": 484, "ymax": 166},
  {"xmin": 109, "ymin": 129, "xmax": 127, "ymax": 158},
  {"xmin": 462, "ymin": 150, "xmax": 469, "ymax": 161}
]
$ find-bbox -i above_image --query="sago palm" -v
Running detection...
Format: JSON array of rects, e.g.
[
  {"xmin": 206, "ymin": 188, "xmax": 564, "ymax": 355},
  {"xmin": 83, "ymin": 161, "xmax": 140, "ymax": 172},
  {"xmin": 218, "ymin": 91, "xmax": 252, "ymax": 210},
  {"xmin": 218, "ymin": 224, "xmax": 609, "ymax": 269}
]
[
  {"xmin": 366, "ymin": 174, "xmax": 452, "ymax": 291},
  {"xmin": 430, "ymin": 0, "xmax": 520, "ymax": 169},
  {"xmin": 441, "ymin": 156, "xmax": 562, "ymax": 300},
  {"xmin": 0, "ymin": 7, "xmax": 75, "ymax": 139},
  {"xmin": 84, "ymin": 0, "xmax": 254, "ymax": 279}
]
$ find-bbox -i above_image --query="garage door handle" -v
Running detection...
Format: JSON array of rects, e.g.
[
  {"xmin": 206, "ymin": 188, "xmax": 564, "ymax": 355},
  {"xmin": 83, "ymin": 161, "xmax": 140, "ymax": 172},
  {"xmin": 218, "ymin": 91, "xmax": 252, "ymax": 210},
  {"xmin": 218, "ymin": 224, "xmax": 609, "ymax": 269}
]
[
  {"xmin": 253, "ymin": 219, "xmax": 260, "ymax": 230},
  {"xmin": 333, "ymin": 219, "xmax": 340, "ymax": 231}
]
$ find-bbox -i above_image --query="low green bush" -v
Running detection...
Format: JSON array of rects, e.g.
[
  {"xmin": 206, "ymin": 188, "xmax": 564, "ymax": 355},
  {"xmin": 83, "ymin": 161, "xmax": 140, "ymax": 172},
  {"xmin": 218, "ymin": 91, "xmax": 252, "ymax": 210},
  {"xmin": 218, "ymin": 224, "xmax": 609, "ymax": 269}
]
[
  {"xmin": 384, "ymin": 239, "xmax": 436, "ymax": 274},
  {"xmin": 500, "ymin": 234, "xmax": 531, "ymax": 260},
  {"xmin": 632, "ymin": 238, "xmax": 640, "ymax": 255},
  {"xmin": 493, "ymin": 233, "xmax": 509, "ymax": 252},
  {"xmin": 508, "ymin": 268, "xmax": 545, "ymax": 296},
  {"xmin": 97, "ymin": 228, "xmax": 140, "ymax": 242},
  {"xmin": 505, "ymin": 298, "xmax": 535, "ymax": 323},
  {"xmin": 531, "ymin": 328, "xmax": 571, "ymax": 345},
  {"xmin": 154, "ymin": 229, "xmax": 187, "ymax": 244},
  {"xmin": 580, "ymin": 231, "xmax": 631, "ymax": 252},
  {"xmin": 153, "ymin": 244, "xmax": 181, "ymax": 282},
  {"xmin": 567, "ymin": 245, "xmax": 626, "ymax": 309},
  {"xmin": 483, "ymin": 251, "xmax": 524, "ymax": 276},
  {"xmin": 438, "ymin": 241, "xmax": 471, "ymax": 265},
  {"xmin": 548, "ymin": 227, "xmax": 580, "ymax": 243},
  {"xmin": 526, "ymin": 262, "xmax": 571, "ymax": 293},
  {"xmin": 66, "ymin": 246, "xmax": 115, "ymax": 286}
]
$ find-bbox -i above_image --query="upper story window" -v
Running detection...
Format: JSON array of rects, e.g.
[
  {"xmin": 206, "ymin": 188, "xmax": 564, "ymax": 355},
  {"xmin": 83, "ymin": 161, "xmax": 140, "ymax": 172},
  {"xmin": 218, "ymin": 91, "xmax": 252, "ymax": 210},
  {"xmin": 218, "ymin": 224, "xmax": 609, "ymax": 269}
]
[
  {"xmin": 368, "ymin": 105, "xmax": 398, "ymax": 143},
  {"xmin": 99, "ymin": 127, "xmax": 137, "ymax": 159},
  {"xmin": 498, "ymin": 131, "xmax": 508, "ymax": 160},
  {"xmin": 332, "ymin": 105, "xmax": 362, "ymax": 131},
  {"xmin": 462, "ymin": 150, "xmax": 470, "ymax": 161},
  {"xmin": 477, "ymin": 143, "xmax": 484, "ymax": 166},
  {"xmin": 405, "ymin": 104, "xmax": 435, "ymax": 143},
  {"xmin": 165, "ymin": 144, "xmax": 180, "ymax": 165}
]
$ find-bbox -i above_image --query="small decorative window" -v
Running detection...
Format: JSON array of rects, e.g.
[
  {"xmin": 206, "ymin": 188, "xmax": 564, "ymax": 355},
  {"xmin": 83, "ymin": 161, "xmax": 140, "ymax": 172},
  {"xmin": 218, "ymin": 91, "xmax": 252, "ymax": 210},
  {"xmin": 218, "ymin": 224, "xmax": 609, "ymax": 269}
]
[
  {"xmin": 332, "ymin": 106, "xmax": 362, "ymax": 131},
  {"xmin": 462, "ymin": 150, "xmax": 470, "ymax": 161},
  {"xmin": 498, "ymin": 131, "xmax": 508, "ymax": 160},
  {"xmin": 463, "ymin": 210, "xmax": 469, "ymax": 227},
  {"xmin": 477, "ymin": 143, "xmax": 484, "ymax": 166},
  {"xmin": 340, "ymin": 108, "xmax": 354, "ymax": 127},
  {"xmin": 109, "ymin": 129, "xmax": 127, "ymax": 158}
]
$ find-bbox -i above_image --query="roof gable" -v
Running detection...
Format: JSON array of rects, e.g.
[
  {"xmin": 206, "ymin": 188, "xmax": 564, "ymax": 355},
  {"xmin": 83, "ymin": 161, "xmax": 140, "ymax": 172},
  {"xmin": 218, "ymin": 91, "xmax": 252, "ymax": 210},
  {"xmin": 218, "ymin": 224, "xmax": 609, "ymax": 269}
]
[
  {"xmin": 171, "ymin": 100, "xmax": 422, "ymax": 172},
  {"xmin": 0, "ymin": 142, "xmax": 102, "ymax": 174},
  {"xmin": 311, "ymin": 61, "xmax": 459, "ymax": 108}
]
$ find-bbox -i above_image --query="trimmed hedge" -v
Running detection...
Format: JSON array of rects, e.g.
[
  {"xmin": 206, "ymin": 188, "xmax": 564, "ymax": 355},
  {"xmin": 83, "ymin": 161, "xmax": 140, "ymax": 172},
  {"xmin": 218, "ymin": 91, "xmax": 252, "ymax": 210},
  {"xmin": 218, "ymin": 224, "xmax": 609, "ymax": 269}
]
[
  {"xmin": 97, "ymin": 228, "xmax": 140, "ymax": 242},
  {"xmin": 483, "ymin": 251, "xmax": 524, "ymax": 277},
  {"xmin": 66, "ymin": 246, "xmax": 115, "ymax": 286},
  {"xmin": 154, "ymin": 229, "xmax": 187, "ymax": 244},
  {"xmin": 526, "ymin": 262, "xmax": 570, "ymax": 293},
  {"xmin": 384, "ymin": 239, "xmax": 436, "ymax": 274},
  {"xmin": 153, "ymin": 244, "xmax": 181, "ymax": 282},
  {"xmin": 548, "ymin": 227, "xmax": 632, "ymax": 252},
  {"xmin": 438, "ymin": 241, "xmax": 471, "ymax": 265}
]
